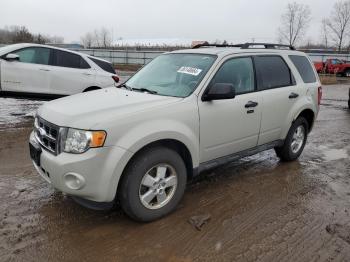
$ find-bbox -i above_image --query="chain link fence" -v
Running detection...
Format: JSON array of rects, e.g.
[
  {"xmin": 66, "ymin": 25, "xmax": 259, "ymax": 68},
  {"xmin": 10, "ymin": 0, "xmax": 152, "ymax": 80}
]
[{"xmin": 74, "ymin": 48, "xmax": 162, "ymax": 65}]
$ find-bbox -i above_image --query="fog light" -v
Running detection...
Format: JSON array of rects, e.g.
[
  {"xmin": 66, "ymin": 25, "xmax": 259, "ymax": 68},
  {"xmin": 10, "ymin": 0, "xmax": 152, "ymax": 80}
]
[{"xmin": 64, "ymin": 173, "xmax": 85, "ymax": 190}]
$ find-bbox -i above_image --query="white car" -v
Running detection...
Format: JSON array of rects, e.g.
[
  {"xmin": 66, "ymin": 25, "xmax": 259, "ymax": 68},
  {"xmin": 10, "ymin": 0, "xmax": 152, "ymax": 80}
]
[
  {"xmin": 29, "ymin": 43, "xmax": 322, "ymax": 221},
  {"xmin": 0, "ymin": 43, "xmax": 119, "ymax": 96}
]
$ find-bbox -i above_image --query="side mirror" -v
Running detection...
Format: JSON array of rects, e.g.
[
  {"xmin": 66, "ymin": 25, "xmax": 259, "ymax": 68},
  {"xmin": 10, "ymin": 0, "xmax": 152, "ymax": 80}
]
[
  {"xmin": 5, "ymin": 53, "xmax": 20, "ymax": 61},
  {"xmin": 202, "ymin": 83, "xmax": 235, "ymax": 101}
]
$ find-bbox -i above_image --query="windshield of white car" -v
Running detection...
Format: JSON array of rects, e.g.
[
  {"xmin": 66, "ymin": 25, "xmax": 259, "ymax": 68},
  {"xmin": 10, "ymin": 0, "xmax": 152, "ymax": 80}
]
[{"xmin": 125, "ymin": 53, "xmax": 216, "ymax": 97}]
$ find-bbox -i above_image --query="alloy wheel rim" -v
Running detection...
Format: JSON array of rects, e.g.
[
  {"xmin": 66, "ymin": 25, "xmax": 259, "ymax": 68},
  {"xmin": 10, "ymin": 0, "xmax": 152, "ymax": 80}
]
[
  {"xmin": 291, "ymin": 125, "xmax": 305, "ymax": 154},
  {"xmin": 139, "ymin": 164, "xmax": 178, "ymax": 210}
]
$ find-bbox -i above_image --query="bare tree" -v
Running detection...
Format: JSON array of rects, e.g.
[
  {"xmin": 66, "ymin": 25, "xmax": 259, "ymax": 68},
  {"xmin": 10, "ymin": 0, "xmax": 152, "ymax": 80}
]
[
  {"xmin": 81, "ymin": 32, "xmax": 94, "ymax": 48},
  {"xmin": 278, "ymin": 2, "xmax": 311, "ymax": 46},
  {"xmin": 0, "ymin": 28, "xmax": 12, "ymax": 43},
  {"xmin": 99, "ymin": 27, "xmax": 112, "ymax": 48},
  {"xmin": 325, "ymin": 0, "xmax": 350, "ymax": 51},
  {"xmin": 12, "ymin": 26, "xmax": 34, "ymax": 43},
  {"xmin": 0, "ymin": 25, "xmax": 64, "ymax": 45},
  {"xmin": 320, "ymin": 19, "xmax": 329, "ymax": 48},
  {"xmin": 81, "ymin": 28, "xmax": 113, "ymax": 48},
  {"xmin": 35, "ymin": 34, "xmax": 48, "ymax": 44},
  {"xmin": 93, "ymin": 29, "xmax": 101, "ymax": 47}
]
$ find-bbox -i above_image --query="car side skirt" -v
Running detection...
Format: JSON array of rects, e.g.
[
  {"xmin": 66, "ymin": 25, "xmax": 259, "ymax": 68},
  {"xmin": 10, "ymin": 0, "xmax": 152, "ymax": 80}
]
[{"xmin": 195, "ymin": 140, "xmax": 284, "ymax": 175}]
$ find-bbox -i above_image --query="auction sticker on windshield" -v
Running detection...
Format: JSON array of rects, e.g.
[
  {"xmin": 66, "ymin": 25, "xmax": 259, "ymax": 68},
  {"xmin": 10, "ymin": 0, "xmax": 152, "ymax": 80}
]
[{"xmin": 177, "ymin": 66, "xmax": 202, "ymax": 76}]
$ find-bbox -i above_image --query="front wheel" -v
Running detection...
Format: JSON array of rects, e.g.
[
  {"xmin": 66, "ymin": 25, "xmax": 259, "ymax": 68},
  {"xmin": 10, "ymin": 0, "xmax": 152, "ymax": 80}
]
[
  {"xmin": 119, "ymin": 147, "xmax": 187, "ymax": 222},
  {"xmin": 275, "ymin": 117, "xmax": 309, "ymax": 161}
]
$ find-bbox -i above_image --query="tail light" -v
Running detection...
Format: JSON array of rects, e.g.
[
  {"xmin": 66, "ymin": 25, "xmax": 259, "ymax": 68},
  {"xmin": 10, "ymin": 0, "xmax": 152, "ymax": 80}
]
[
  {"xmin": 318, "ymin": 86, "xmax": 322, "ymax": 105},
  {"xmin": 112, "ymin": 75, "xmax": 120, "ymax": 83}
]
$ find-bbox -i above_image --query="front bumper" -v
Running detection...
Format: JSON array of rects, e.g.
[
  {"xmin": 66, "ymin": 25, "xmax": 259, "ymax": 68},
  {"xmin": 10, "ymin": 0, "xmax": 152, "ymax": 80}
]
[{"xmin": 29, "ymin": 131, "xmax": 132, "ymax": 202}]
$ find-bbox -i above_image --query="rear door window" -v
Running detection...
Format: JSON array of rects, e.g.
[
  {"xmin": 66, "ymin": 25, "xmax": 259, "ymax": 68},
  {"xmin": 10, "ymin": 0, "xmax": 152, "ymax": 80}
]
[
  {"xmin": 254, "ymin": 56, "xmax": 293, "ymax": 90},
  {"xmin": 53, "ymin": 50, "xmax": 90, "ymax": 69},
  {"xmin": 289, "ymin": 55, "xmax": 316, "ymax": 83},
  {"xmin": 13, "ymin": 47, "xmax": 51, "ymax": 65},
  {"xmin": 89, "ymin": 57, "xmax": 115, "ymax": 74}
]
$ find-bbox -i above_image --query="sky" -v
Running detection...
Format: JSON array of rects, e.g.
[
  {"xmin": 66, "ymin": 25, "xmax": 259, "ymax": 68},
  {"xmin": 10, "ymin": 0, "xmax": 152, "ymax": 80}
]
[{"xmin": 0, "ymin": 0, "xmax": 332, "ymax": 44}]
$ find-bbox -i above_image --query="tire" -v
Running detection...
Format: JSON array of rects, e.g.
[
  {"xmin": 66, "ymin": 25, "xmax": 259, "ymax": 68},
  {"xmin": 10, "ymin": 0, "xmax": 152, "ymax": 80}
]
[
  {"xmin": 119, "ymin": 147, "xmax": 187, "ymax": 222},
  {"xmin": 344, "ymin": 69, "xmax": 350, "ymax": 78},
  {"xmin": 275, "ymin": 117, "xmax": 309, "ymax": 162}
]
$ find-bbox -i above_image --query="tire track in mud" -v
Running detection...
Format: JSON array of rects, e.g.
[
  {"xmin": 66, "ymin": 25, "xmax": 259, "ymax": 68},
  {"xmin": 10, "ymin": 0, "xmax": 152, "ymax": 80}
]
[{"xmin": 178, "ymin": 174, "xmax": 325, "ymax": 261}]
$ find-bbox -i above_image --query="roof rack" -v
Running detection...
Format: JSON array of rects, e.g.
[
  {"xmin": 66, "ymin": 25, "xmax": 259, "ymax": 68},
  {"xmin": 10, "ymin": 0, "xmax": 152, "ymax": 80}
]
[{"xmin": 192, "ymin": 42, "xmax": 295, "ymax": 50}]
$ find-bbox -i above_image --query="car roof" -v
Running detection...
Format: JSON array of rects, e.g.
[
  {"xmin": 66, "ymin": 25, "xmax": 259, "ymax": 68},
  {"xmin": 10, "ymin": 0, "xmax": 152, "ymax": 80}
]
[
  {"xmin": 0, "ymin": 43, "xmax": 111, "ymax": 64},
  {"xmin": 171, "ymin": 47, "xmax": 307, "ymax": 58},
  {"xmin": 86, "ymin": 55, "xmax": 111, "ymax": 64}
]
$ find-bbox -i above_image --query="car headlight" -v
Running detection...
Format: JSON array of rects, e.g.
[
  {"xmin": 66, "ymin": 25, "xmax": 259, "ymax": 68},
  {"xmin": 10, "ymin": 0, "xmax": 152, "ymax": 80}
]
[{"xmin": 61, "ymin": 128, "xmax": 107, "ymax": 154}]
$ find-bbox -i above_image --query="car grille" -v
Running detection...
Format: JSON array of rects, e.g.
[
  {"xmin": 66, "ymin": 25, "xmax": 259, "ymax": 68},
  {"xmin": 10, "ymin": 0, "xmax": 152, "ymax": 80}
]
[{"xmin": 34, "ymin": 117, "xmax": 60, "ymax": 155}]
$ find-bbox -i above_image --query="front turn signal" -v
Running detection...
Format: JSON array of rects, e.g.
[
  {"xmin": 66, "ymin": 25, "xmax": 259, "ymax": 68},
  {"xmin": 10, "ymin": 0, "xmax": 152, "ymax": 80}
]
[{"xmin": 90, "ymin": 131, "xmax": 107, "ymax": 148}]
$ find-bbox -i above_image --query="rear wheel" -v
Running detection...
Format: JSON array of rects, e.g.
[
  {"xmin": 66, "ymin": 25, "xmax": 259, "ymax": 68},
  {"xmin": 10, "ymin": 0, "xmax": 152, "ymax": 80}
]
[
  {"xmin": 119, "ymin": 147, "xmax": 187, "ymax": 222},
  {"xmin": 275, "ymin": 117, "xmax": 309, "ymax": 161},
  {"xmin": 344, "ymin": 69, "xmax": 350, "ymax": 77}
]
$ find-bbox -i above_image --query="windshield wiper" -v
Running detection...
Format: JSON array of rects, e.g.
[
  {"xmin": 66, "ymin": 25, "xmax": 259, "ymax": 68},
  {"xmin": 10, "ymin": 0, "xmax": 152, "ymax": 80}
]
[
  {"xmin": 117, "ymin": 83, "xmax": 133, "ymax": 91},
  {"xmin": 133, "ymin": 88, "xmax": 158, "ymax": 94}
]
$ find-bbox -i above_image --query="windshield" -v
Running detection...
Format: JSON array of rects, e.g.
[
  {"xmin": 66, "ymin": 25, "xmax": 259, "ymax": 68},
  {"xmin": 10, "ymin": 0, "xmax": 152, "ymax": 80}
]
[{"xmin": 126, "ymin": 53, "xmax": 216, "ymax": 97}]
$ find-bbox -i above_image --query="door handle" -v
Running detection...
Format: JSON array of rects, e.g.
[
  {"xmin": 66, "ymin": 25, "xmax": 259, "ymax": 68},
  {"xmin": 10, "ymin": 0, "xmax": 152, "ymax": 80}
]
[
  {"xmin": 83, "ymin": 73, "xmax": 92, "ymax": 76},
  {"xmin": 289, "ymin": 92, "xmax": 299, "ymax": 99},
  {"xmin": 39, "ymin": 68, "xmax": 50, "ymax": 72},
  {"xmin": 245, "ymin": 101, "xmax": 258, "ymax": 108}
]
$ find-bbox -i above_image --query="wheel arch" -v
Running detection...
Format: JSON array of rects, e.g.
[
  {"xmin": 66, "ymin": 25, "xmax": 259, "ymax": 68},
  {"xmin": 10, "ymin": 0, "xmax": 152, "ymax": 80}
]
[
  {"xmin": 125, "ymin": 138, "xmax": 194, "ymax": 179},
  {"xmin": 293, "ymin": 108, "xmax": 315, "ymax": 133},
  {"xmin": 115, "ymin": 138, "xmax": 195, "ymax": 201},
  {"xmin": 281, "ymin": 96, "xmax": 318, "ymax": 140},
  {"xmin": 83, "ymin": 86, "xmax": 101, "ymax": 92}
]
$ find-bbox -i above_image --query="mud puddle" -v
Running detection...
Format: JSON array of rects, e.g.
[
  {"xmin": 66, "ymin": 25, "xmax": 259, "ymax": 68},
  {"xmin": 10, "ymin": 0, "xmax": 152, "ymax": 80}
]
[
  {"xmin": 0, "ymin": 97, "xmax": 44, "ymax": 129},
  {"xmin": 319, "ymin": 146, "xmax": 349, "ymax": 161},
  {"xmin": 0, "ymin": 72, "xmax": 133, "ymax": 131}
]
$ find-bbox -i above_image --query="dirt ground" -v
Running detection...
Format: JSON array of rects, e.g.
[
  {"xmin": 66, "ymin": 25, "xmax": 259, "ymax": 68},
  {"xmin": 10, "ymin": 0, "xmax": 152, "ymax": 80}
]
[{"xmin": 0, "ymin": 85, "xmax": 349, "ymax": 262}]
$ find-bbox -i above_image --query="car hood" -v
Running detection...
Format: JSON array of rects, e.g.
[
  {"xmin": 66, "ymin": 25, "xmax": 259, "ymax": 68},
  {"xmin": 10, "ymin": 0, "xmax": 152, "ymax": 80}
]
[
  {"xmin": 0, "ymin": 46, "xmax": 13, "ymax": 56},
  {"xmin": 0, "ymin": 44, "xmax": 27, "ymax": 56},
  {"xmin": 38, "ymin": 87, "xmax": 183, "ymax": 129}
]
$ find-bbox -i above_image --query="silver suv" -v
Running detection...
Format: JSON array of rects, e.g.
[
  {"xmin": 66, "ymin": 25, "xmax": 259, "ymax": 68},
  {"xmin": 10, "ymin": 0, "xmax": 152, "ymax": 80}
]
[{"xmin": 29, "ymin": 43, "xmax": 322, "ymax": 221}]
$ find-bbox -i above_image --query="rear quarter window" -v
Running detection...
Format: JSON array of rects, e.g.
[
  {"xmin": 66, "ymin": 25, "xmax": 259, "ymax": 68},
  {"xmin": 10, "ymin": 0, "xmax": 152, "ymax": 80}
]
[
  {"xmin": 89, "ymin": 57, "xmax": 115, "ymax": 74},
  {"xmin": 54, "ymin": 50, "xmax": 90, "ymax": 69},
  {"xmin": 289, "ymin": 55, "xmax": 317, "ymax": 83}
]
